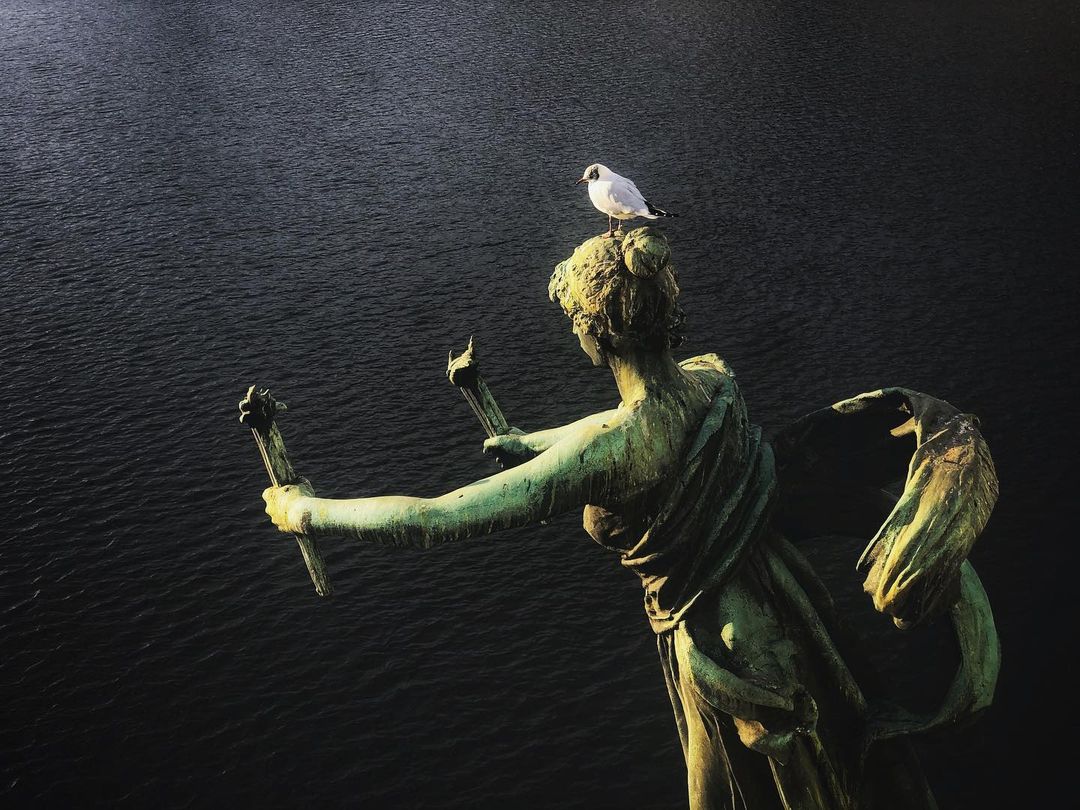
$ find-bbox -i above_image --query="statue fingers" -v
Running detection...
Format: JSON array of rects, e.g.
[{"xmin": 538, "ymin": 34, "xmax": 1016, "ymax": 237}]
[
  {"xmin": 263, "ymin": 485, "xmax": 301, "ymax": 532},
  {"xmin": 293, "ymin": 476, "xmax": 316, "ymax": 498},
  {"xmin": 483, "ymin": 435, "xmax": 513, "ymax": 455}
]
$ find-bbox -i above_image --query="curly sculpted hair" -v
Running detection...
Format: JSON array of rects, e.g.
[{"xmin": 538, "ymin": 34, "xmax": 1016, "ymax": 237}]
[{"xmin": 548, "ymin": 227, "xmax": 685, "ymax": 352}]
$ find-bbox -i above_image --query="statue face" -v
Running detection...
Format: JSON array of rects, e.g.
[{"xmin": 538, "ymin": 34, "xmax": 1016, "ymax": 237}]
[{"xmin": 576, "ymin": 328, "xmax": 605, "ymax": 367}]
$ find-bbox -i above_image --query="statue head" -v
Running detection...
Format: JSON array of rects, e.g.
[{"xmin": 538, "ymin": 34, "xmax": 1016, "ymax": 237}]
[{"xmin": 549, "ymin": 227, "xmax": 684, "ymax": 364}]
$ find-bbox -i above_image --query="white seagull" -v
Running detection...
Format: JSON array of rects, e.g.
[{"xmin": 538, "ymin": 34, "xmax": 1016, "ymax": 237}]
[{"xmin": 576, "ymin": 163, "xmax": 676, "ymax": 236}]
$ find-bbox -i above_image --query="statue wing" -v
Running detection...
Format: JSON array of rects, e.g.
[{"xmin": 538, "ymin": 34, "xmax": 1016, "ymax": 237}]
[{"xmin": 773, "ymin": 388, "xmax": 998, "ymax": 628}]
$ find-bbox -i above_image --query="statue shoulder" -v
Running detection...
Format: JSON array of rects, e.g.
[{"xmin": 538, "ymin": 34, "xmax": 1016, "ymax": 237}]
[{"xmin": 679, "ymin": 353, "xmax": 736, "ymax": 387}]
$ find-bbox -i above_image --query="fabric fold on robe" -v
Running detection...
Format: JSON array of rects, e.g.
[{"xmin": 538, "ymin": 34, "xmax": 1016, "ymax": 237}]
[{"xmin": 590, "ymin": 355, "xmax": 999, "ymax": 809}]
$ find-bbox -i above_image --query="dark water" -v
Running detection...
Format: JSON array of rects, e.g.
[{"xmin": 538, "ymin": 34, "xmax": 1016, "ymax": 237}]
[{"xmin": 2, "ymin": 0, "xmax": 1077, "ymax": 806}]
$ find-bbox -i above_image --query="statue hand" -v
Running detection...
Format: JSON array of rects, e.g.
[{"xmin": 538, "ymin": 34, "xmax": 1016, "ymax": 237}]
[
  {"xmin": 483, "ymin": 428, "xmax": 536, "ymax": 469},
  {"xmin": 262, "ymin": 479, "xmax": 315, "ymax": 534}
]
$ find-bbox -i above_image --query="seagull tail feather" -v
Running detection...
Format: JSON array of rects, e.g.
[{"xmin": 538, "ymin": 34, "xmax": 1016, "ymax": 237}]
[{"xmin": 645, "ymin": 201, "xmax": 677, "ymax": 218}]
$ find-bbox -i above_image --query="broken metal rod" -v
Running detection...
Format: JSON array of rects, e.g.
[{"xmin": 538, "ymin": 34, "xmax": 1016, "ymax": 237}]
[
  {"xmin": 446, "ymin": 337, "xmax": 510, "ymax": 439},
  {"xmin": 239, "ymin": 385, "xmax": 333, "ymax": 597}
]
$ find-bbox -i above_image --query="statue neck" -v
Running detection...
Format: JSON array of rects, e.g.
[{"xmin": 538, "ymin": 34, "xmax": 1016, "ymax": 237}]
[{"xmin": 607, "ymin": 347, "xmax": 687, "ymax": 405}]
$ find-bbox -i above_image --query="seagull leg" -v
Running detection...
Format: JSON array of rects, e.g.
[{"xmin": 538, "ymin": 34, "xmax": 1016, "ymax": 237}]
[{"xmin": 606, "ymin": 214, "xmax": 614, "ymax": 238}]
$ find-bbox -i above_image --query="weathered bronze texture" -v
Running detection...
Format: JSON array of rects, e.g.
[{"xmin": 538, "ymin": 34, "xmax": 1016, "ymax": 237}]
[
  {"xmin": 255, "ymin": 228, "xmax": 998, "ymax": 807},
  {"xmin": 240, "ymin": 385, "xmax": 332, "ymax": 597}
]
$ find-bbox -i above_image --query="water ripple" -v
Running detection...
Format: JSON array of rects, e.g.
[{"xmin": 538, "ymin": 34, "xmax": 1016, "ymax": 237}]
[{"xmin": 1, "ymin": 0, "xmax": 1076, "ymax": 807}]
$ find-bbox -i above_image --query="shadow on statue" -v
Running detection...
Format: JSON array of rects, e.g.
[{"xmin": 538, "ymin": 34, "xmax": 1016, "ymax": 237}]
[{"xmin": 249, "ymin": 227, "xmax": 999, "ymax": 810}]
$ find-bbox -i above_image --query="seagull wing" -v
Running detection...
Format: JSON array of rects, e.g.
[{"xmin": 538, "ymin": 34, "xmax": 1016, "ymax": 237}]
[
  {"xmin": 623, "ymin": 178, "xmax": 646, "ymax": 199},
  {"xmin": 605, "ymin": 178, "xmax": 650, "ymax": 216}
]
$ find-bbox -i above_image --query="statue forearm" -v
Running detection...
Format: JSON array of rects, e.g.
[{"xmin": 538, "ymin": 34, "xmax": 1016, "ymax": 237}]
[
  {"xmin": 520, "ymin": 408, "xmax": 620, "ymax": 454},
  {"xmin": 264, "ymin": 410, "xmax": 649, "ymax": 551},
  {"xmin": 299, "ymin": 494, "xmax": 442, "ymax": 549},
  {"xmin": 298, "ymin": 490, "xmax": 545, "ymax": 550}
]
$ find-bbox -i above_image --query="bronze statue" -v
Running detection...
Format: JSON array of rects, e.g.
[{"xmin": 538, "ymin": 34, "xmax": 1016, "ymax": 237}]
[{"xmin": 256, "ymin": 227, "xmax": 999, "ymax": 809}]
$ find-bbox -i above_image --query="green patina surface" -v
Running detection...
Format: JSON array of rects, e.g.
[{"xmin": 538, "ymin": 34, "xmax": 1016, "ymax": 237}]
[{"xmin": 251, "ymin": 227, "xmax": 999, "ymax": 809}]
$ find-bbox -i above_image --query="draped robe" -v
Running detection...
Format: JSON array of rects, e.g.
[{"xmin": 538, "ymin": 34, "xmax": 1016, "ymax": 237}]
[{"xmin": 584, "ymin": 354, "xmax": 999, "ymax": 810}]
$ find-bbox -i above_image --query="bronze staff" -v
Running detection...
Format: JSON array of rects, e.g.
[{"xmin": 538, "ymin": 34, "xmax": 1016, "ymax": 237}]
[
  {"xmin": 239, "ymin": 385, "xmax": 333, "ymax": 597},
  {"xmin": 446, "ymin": 337, "xmax": 510, "ymax": 439}
]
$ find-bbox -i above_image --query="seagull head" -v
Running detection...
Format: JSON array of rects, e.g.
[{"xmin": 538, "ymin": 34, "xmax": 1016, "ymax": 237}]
[{"xmin": 575, "ymin": 163, "xmax": 610, "ymax": 185}]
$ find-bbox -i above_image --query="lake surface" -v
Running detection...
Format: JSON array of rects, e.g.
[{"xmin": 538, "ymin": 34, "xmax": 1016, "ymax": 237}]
[{"xmin": 2, "ymin": 0, "xmax": 1077, "ymax": 806}]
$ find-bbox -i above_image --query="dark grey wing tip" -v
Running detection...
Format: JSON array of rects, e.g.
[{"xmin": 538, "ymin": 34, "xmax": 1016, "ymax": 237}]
[{"xmin": 645, "ymin": 200, "xmax": 677, "ymax": 217}]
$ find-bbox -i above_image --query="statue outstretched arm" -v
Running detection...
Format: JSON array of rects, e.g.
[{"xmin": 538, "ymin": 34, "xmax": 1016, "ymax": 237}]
[
  {"xmin": 264, "ymin": 415, "xmax": 655, "ymax": 550},
  {"xmin": 485, "ymin": 408, "xmax": 622, "ymax": 461}
]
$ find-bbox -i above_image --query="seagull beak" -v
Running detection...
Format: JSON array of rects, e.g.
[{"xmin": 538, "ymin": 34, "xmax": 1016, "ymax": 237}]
[{"xmin": 574, "ymin": 178, "xmax": 587, "ymax": 185}]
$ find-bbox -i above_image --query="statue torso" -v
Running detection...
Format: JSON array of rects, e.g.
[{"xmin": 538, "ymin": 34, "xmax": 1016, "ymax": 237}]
[{"xmin": 582, "ymin": 353, "xmax": 737, "ymax": 555}]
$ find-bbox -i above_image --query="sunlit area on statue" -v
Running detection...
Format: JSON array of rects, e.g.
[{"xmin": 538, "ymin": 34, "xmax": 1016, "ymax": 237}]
[
  {"xmin": 2, "ymin": 1, "xmax": 1075, "ymax": 807},
  {"xmin": 254, "ymin": 227, "xmax": 998, "ymax": 808}
]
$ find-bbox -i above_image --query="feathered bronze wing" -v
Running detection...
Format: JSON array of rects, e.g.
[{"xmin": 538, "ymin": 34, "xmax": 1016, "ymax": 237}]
[
  {"xmin": 772, "ymin": 387, "xmax": 1001, "ymax": 731},
  {"xmin": 772, "ymin": 387, "xmax": 998, "ymax": 629}
]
